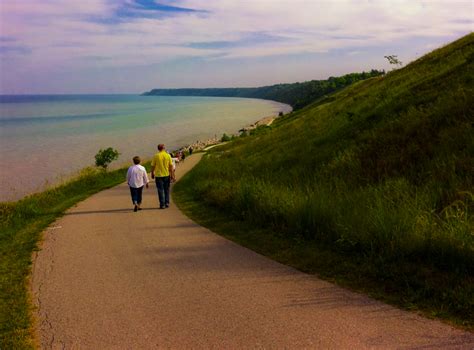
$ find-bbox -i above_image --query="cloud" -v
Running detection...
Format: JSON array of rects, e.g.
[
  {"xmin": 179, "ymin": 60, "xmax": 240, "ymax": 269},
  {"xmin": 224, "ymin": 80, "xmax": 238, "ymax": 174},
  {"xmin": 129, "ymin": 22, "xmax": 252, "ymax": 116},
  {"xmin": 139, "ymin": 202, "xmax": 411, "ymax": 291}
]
[
  {"xmin": 186, "ymin": 32, "xmax": 291, "ymax": 49},
  {"xmin": 125, "ymin": 0, "xmax": 206, "ymax": 14},
  {"xmin": 0, "ymin": 45, "xmax": 31, "ymax": 55},
  {"xmin": 0, "ymin": 0, "xmax": 472, "ymax": 93},
  {"xmin": 89, "ymin": 0, "xmax": 209, "ymax": 24},
  {"xmin": 0, "ymin": 36, "xmax": 17, "ymax": 42}
]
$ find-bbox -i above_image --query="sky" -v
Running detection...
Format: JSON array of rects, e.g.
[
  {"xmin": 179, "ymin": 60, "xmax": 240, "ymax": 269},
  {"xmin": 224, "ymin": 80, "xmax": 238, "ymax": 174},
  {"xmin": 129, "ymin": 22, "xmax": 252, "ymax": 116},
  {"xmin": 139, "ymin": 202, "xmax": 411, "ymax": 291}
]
[{"xmin": 0, "ymin": 0, "xmax": 472, "ymax": 94}]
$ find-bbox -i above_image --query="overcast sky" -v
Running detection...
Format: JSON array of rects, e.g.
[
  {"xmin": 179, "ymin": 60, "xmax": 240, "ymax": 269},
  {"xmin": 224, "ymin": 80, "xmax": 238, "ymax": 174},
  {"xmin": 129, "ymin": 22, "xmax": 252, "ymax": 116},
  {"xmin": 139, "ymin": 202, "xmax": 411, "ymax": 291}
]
[{"xmin": 0, "ymin": 0, "xmax": 472, "ymax": 94}]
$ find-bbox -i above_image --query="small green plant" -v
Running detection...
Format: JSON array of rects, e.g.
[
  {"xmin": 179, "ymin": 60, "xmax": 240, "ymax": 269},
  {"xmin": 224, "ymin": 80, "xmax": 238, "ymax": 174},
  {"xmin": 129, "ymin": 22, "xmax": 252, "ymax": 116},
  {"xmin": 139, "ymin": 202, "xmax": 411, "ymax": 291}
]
[
  {"xmin": 95, "ymin": 147, "xmax": 119, "ymax": 170},
  {"xmin": 221, "ymin": 133, "xmax": 231, "ymax": 142}
]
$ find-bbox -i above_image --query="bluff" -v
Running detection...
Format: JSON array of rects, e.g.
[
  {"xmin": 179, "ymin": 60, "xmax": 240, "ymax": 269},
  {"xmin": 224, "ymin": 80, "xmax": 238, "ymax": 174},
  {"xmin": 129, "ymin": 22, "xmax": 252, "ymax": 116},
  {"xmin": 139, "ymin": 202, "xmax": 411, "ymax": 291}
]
[
  {"xmin": 143, "ymin": 70, "xmax": 383, "ymax": 110},
  {"xmin": 175, "ymin": 33, "xmax": 474, "ymax": 323}
]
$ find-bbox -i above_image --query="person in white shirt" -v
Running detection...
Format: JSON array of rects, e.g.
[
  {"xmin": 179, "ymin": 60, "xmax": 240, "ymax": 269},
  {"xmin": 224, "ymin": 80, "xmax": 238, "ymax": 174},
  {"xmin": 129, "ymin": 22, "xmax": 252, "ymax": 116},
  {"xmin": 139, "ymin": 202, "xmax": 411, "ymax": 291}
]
[
  {"xmin": 170, "ymin": 152, "xmax": 179, "ymax": 182},
  {"xmin": 126, "ymin": 156, "xmax": 149, "ymax": 212}
]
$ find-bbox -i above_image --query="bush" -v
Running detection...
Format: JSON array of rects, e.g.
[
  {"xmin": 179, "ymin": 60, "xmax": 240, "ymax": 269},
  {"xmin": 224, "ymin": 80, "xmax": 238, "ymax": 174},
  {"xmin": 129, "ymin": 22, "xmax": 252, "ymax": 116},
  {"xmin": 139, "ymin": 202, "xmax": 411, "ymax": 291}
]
[
  {"xmin": 221, "ymin": 133, "xmax": 231, "ymax": 142},
  {"xmin": 95, "ymin": 147, "xmax": 120, "ymax": 170}
]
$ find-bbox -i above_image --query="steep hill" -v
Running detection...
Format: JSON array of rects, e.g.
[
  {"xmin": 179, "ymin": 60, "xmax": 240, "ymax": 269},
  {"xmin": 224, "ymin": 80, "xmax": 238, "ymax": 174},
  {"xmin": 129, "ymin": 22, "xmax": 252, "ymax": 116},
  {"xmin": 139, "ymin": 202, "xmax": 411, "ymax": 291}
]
[
  {"xmin": 175, "ymin": 33, "xmax": 474, "ymax": 324},
  {"xmin": 143, "ymin": 70, "xmax": 383, "ymax": 110}
]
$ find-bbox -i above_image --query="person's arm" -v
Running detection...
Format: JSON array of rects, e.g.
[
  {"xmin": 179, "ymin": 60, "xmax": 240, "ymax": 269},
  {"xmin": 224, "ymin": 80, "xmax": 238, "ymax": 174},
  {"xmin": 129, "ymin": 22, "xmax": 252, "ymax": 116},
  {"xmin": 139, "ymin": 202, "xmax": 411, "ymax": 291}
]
[
  {"xmin": 143, "ymin": 167, "xmax": 149, "ymax": 188},
  {"xmin": 126, "ymin": 167, "xmax": 132, "ymax": 185},
  {"xmin": 169, "ymin": 163, "xmax": 175, "ymax": 182},
  {"xmin": 150, "ymin": 158, "xmax": 155, "ymax": 179},
  {"xmin": 168, "ymin": 156, "xmax": 175, "ymax": 181}
]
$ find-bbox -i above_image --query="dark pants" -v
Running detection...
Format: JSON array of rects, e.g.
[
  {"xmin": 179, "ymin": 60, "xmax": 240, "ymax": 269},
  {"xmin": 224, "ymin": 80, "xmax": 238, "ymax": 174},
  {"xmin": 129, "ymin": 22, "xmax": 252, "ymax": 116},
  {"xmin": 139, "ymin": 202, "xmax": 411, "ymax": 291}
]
[
  {"xmin": 129, "ymin": 186, "xmax": 144, "ymax": 205},
  {"xmin": 155, "ymin": 176, "xmax": 170, "ymax": 208}
]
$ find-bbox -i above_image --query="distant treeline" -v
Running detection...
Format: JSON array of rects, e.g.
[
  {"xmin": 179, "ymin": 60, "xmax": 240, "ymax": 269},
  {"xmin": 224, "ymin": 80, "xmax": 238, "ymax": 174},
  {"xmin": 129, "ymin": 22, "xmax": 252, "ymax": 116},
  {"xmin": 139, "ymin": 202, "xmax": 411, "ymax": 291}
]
[{"xmin": 142, "ymin": 70, "xmax": 384, "ymax": 110}]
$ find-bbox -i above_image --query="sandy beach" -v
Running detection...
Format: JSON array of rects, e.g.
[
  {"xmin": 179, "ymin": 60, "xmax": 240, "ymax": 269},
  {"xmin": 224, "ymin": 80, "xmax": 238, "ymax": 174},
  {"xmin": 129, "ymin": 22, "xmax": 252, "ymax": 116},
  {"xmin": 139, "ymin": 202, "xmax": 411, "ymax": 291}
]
[{"xmin": 177, "ymin": 113, "xmax": 285, "ymax": 153}]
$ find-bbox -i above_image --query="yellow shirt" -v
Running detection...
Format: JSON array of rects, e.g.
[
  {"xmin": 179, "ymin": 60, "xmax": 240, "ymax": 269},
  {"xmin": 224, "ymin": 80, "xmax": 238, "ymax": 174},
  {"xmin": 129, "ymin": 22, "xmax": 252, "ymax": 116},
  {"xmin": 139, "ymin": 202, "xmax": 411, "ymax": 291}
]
[{"xmin": 151, "ymin": 151, "xmax": 172, "ymax": 177}]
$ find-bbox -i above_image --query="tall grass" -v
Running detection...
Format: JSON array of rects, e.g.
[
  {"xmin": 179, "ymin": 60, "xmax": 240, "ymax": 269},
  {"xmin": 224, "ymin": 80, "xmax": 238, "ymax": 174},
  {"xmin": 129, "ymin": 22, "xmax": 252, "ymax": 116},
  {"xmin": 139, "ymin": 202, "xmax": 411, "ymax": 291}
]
[
  {"xmin": 0, "ymin": 165, "xmax": 135, "ymax": 349},
  {"xmin": 174, "ymin": 34, "xmax": 474, "ymax": 325}
]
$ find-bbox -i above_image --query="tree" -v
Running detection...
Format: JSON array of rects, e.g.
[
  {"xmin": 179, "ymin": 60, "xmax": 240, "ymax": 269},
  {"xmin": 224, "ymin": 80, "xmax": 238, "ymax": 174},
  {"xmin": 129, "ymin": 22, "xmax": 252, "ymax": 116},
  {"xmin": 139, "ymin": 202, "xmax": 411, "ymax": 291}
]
[
  {"xmin": 221, "ymin": 133, "xmax": 231, "ymax": 142},
  {"xmin": 239, "ymin": 130, "xmax": 248, "ymax": 138},
  {"xmin": 384, "ymin": 55, "xmax": 403, "ymax": 67},
  {"xmin": 95, "ymin": 147, "xmax": 119, "ymax": 170}
]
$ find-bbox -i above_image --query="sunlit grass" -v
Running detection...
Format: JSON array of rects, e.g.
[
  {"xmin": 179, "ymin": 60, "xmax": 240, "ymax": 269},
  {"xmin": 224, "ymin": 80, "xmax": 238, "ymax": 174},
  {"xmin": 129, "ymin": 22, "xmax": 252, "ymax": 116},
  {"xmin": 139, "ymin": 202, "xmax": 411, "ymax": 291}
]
[{"xmin": 174, "ymin": 34, "xmax": 474, "ymax": 327}]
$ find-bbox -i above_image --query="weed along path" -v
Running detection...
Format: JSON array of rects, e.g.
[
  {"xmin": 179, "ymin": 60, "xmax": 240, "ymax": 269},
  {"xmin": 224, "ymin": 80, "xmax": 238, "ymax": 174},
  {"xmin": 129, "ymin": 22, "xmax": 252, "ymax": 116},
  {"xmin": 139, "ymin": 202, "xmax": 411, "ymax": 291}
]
[{"xmin": 32, "ymin": 153, "xmax": 473, "ymax": 349}]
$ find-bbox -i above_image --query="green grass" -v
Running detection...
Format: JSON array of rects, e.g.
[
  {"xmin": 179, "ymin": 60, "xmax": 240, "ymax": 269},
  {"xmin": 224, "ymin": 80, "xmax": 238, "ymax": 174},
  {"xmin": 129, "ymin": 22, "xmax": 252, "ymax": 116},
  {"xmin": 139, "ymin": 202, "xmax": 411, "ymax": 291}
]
[
  {"xmin": 173, "ymin": 33, "xmax": 474, "ymax": 328},
  {"xmin": 0, "ymin": 162, "xmax": 150, "ymax": 349},
  {"xmin": 174, "ymin": 178, "xmax": 473, "ymax": 328}
]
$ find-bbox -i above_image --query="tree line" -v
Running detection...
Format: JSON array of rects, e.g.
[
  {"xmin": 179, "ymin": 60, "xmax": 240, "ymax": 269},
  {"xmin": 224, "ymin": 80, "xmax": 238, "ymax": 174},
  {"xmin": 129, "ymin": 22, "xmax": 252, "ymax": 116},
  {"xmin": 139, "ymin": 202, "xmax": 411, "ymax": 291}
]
[{"xmin": 143, "ymin": 70, "xmax": 384, "ymax": 110}]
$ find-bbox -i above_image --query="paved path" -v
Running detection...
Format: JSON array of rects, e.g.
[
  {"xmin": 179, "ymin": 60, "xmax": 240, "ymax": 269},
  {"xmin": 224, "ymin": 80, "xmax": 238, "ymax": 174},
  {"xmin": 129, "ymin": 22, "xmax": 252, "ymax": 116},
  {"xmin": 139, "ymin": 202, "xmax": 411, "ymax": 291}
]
[{"xmin": 32, "ymin": 154, "xmax": 473, "ymax": 349}]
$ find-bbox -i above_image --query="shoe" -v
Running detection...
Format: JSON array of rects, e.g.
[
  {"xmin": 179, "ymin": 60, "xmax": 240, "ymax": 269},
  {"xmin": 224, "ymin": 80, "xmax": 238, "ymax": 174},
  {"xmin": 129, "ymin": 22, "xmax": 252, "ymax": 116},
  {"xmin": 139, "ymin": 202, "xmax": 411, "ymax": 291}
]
[
  {"xmin": 138, "ymin": 207, "xmax": 142, "ymax": 211},
  {"xmin": 134, "ymin": 205, "xmax": 138, "ymax": 212},
  {"xmin": 165, "ymin": 204, "xmax": 169, "ymax": 208},
  {"xmin": 159, "ymin": 206, "xmax": 165, "ymax": 209}
]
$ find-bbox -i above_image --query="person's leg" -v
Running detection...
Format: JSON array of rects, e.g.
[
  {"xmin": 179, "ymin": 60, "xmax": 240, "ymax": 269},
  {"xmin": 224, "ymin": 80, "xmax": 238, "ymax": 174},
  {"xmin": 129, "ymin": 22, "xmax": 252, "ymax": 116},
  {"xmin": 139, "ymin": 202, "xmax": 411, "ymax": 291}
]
[
  {"xmin": 164, "ymin": 176, "xmax": 170, "ymax": 207},
  {"xmin": 130, "ymin": 187, "xmax": 135, "ymax": 205},
  {"xmin": 155, "ymin": 177, "xmax": 165, "ymax": 208},
  {"xmin": 130, "ymin": 187, "xmax": 138, "ymax": 211},
  {"xmin": 136, "ymin": 186, "xmax": 144, "ymax": 209}
]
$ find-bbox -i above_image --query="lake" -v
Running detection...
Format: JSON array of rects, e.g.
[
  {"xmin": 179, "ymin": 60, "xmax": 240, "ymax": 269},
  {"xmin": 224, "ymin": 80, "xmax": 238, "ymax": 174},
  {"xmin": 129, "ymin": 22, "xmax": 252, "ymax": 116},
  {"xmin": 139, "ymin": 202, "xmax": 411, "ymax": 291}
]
[{"xmin": 0, "ymin": 95, "xmax": 290, "ymax": 201}]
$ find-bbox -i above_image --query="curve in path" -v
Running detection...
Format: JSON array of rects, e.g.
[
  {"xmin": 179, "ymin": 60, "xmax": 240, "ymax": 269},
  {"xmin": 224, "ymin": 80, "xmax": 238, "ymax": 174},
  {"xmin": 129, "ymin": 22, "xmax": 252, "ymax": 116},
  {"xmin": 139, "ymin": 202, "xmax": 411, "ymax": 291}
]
[{"xmin": 32, "ymin": 154, "xmax": 473, "ymax": 349}]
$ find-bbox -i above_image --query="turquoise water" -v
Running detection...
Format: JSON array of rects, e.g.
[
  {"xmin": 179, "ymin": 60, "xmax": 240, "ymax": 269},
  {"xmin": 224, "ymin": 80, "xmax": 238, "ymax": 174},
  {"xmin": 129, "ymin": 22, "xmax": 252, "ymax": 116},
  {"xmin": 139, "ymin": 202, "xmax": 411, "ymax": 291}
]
[{"xmin": 0, "ymin": 95, "xmax": 290, "ymax": 201}]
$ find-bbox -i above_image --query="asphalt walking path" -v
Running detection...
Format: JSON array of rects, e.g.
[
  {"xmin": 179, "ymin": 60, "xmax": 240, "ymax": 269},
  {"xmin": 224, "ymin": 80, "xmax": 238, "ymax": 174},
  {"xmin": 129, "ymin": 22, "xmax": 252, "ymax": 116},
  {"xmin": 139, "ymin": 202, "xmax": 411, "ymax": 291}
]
[{"xmin": 32, "ymin": 154, "xmax": 473, "ymax": 349}]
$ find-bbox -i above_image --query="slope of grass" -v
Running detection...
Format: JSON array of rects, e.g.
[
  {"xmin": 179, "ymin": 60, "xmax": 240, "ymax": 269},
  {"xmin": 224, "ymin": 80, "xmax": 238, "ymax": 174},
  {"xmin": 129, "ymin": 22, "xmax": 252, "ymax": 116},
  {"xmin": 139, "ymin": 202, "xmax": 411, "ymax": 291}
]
[
  {"xmin": 0, "ymin": 163, "xmax": 150, "ymax": 349},
  {"xmin": 174, "ymin": 34, "xmax": 474, "ymax": 327}
]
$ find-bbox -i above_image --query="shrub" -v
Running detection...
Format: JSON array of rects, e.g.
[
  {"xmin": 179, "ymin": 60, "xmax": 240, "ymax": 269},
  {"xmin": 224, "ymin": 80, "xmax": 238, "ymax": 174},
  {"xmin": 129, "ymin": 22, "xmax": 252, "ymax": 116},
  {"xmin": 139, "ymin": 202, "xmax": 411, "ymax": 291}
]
[
  {"xmin": 95, "ymin": 147, "xmax": 120, "ymax": 170},
  {"xmin": 221, "ymin": 133, "xmax": 231, "ymax": 142}
]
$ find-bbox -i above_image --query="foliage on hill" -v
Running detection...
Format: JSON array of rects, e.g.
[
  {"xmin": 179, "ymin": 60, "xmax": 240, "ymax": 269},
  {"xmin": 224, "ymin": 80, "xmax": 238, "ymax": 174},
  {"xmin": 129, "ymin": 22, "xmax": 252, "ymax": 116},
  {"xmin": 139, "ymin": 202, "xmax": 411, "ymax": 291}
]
[
  {"xmin": 143, "ymin": 70, "xmax": 384, "ymax": 110},
  {"xmin": 174, "ymin": 33, "xmax": 474, "ymax": 324}
]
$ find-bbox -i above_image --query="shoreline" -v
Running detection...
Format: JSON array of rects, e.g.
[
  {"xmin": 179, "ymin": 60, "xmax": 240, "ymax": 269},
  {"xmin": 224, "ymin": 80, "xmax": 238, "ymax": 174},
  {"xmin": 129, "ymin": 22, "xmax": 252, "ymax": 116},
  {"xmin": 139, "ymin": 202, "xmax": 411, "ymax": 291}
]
[
  {"xmin": 1, "ymin": 110, "xmax": 289, "ymax": 204},
  {"xmin": 174, "ymin": 112, "xmax": 286, "ymax": 154},
  {"xmin": 1, "ymin": 95, "xmax": 290, "ymax": 203}
]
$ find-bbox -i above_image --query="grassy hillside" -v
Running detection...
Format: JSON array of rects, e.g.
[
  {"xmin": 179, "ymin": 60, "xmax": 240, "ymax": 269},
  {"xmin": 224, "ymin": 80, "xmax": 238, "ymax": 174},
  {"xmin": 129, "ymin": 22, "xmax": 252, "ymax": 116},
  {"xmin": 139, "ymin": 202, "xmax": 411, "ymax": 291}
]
[
  {"xmin": 174, "ymin": 33, "xmax": 474, "ymax": 326},
  {"xmin": 143, "ymin": 70, "xmax": 383, "ymax": 110}
]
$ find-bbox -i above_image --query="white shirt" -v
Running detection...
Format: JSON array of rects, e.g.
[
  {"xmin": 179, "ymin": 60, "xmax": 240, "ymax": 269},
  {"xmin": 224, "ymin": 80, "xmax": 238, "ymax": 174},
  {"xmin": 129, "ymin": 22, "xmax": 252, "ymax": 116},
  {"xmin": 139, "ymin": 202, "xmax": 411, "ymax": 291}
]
[
  {"xmin": 171, "ymin": 157, "xmax": 179, "ymax": 170},
  {"xmin": 127, "ymin": 164, "xmax": 149, "ymax": 188}
]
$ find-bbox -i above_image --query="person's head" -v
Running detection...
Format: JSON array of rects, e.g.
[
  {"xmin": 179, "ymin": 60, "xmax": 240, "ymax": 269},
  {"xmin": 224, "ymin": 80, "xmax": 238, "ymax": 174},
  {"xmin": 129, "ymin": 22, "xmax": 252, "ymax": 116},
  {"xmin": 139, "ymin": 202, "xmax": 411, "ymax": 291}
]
[
  {"xmin": 158, "ymin": 144, "xmax": 165, "ymax": 151},
  {"xmin": 133, "ymin": 156, "xmax": 141, "ymax": 165}
]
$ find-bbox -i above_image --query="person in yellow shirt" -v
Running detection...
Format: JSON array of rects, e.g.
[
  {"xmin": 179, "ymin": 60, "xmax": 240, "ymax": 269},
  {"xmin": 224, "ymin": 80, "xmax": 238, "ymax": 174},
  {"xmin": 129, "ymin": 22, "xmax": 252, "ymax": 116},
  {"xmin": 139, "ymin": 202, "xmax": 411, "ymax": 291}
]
[{"xmin": 151, "ymin": 144, "xmax": 175, "ymax": 209}]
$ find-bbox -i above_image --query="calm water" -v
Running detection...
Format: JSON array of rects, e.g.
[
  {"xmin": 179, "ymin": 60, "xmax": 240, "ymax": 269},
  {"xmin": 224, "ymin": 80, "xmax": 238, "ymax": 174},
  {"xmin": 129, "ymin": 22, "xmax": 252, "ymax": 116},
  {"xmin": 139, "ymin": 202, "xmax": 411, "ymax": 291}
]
[{"xmin": 0, "ymin": 95, "xmax": 290, "ymax": 201}]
